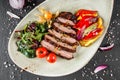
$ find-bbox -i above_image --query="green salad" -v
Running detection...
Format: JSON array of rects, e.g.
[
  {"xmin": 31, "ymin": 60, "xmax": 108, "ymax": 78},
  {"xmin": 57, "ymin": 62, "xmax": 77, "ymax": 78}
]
[{"xmin": 15, "ymin": 22, "xmax": 48, "ymax": 58}]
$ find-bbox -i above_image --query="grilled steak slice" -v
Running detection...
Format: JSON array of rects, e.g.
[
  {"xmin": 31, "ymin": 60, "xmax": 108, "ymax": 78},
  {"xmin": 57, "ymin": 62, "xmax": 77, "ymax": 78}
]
[
  {"xmin": 41, "ymin": 12, "xmax": 78, "ymax": 59},
  {"xmin": 48, "ymin": 29, "xmax": 77, "ymax": 44},
  {"xmin": 41, "ymin": 40, "xmax": 73, "ymax": 59},
  {"xmin": 58, "ymin": 12, "xmax": 73, "ymax": 20},
  {"xmin": 58, "ymin": 12, "xmax": 77, "ymax": 23},
  {"xmin": 45, "ymin": 34, "xmax": 76, "ymax": 51},
  {"xmin": 57, "ymin": 17, "xmax": 75, "ymax": 26},
  {"xmin": 53, "ymin": 22, "xmax": 76, "ymax": 35}
]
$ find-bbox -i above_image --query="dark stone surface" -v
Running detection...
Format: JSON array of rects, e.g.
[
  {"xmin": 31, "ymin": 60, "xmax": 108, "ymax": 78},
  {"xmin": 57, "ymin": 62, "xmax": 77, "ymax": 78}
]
[{"xmin": 0, "ymin": 0, "xmax": 120, "ymax": 80}]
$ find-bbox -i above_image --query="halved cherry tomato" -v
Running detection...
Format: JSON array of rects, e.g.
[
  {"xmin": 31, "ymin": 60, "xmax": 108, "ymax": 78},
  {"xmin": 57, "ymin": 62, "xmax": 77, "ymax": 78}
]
[
  {"xmin": 46, "ymin": 52, "xmax": 57, "ymax": 63},
  {"xmin": 36, "ymin": 47, "xmax": 48, "ymax": 58}
]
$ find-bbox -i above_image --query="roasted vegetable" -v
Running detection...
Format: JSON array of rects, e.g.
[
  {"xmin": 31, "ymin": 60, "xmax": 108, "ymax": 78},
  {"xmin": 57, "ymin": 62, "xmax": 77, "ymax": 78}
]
[
  {"xmin": 76, "ymin": 9, "xmax": 98, "ymax": 20},
  {"xmin": 74, "ymin": 9, "xmax": 104, "ymax": 47},
  {"xmin": 75, "ymin": 16, "xmax": 98, "ymax": 40},
  {"xmin": 83, "ymin": 28, "xmax": 102, "ymax": 40}
]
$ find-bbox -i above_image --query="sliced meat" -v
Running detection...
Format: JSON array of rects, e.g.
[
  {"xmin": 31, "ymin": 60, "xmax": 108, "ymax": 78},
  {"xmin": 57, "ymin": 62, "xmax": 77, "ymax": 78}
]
[
  {"xmin": 57, "ymin": 17, "xmax": 75, "ymax": 26},
  {"xmin": 41, "ymin": 40, "xmax": 73, "ymax": 59},
  {"xmin": 58, "ymin": 12, "xmax": 73, "ymax": 20},
  {"xmin": 45, "ymin": 35, "xmax": 76, "ymax": 51},
  {"xmin": 53, "ymin": 22, "xmax": 76, "ymax": 35},
  {"xmin": 48, "ymin": 29, "xmax": 77, "ymax": 44},
  {"xmin": 58, "ymin": 12, "xmax": 77, "ymax": 23},
  {"xmin": 41, "ymin": 12, "xmax": 78, "ymax": 59}
]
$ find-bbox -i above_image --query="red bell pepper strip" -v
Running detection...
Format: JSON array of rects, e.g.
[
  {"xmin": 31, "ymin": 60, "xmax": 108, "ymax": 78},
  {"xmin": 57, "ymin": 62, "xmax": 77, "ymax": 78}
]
[
  {"xmin": 75, "ymin": 16, "xmax": 98, "ymax": 40},
  {"xmin": 74, "ymin": 16, "xmax": 98, "ymax": 29},
  {"xmin": 83, "ymin": 28, "xmax": 102, "ymax": 40},
  {"xmin": 76, "ymin": 9, "xmax": 97, "ymax": 17}
]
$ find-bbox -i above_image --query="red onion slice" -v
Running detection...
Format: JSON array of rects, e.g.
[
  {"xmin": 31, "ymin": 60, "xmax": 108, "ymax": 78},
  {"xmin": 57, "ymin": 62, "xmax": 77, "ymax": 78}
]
[
  {"xmin": 94, "ymin": 65, "xmax": 108, "ymax": 73},
  {"xmin": 99, "ymin": 43, "xmax": 114, "ymax": 51},
  {"xmin": 7, "ymin": 11, "xmax": 20, "ymax": 19},
  {"xmin": 9, "ymin": 0, "xmax": 25, "ymax": 9},
  {"xmin": 77, "ymin": 25, "xmax": 86, "ymax": 40}
]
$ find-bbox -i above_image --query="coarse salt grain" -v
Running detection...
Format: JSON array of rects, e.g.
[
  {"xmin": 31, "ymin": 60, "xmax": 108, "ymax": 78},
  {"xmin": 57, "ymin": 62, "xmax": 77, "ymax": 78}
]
[
  {"xmin": 110, "ymin": 73, "xmax": 113, "ymax": 77},
  {"xmin": 116, "ymin": 13, "xmax": 119, "ymax": 16},
  {"xmin": 3, "ymin": 62, "xmax": 7, "ymax": 65},
  {"xmin": 5, "ymin": 65, "xmax": 8, "ymax": 68},
  {"xmin": 15, "ymin": 67, "xmax": 18, "ymax": 70},
  {"xmin": 8, "ymin": 64, "xmax": 11, "ymax": 67},
  {"xmin": 74, "ymin": 78, "xmax": 77, "ymax": 80}
]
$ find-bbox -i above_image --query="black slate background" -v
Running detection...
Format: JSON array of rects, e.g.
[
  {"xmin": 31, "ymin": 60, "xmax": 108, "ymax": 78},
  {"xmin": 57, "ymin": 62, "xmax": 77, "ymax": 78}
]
[{"xmin": 0, "ymin": 0, "xmax": 120, "ymax": 80}]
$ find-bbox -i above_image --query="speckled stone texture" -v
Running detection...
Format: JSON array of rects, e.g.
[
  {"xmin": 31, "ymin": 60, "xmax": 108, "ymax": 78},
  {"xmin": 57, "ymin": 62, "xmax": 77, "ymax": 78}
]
[{"xmin": 0, "ymin": 0, "xmax": 120, "ymax": 80}]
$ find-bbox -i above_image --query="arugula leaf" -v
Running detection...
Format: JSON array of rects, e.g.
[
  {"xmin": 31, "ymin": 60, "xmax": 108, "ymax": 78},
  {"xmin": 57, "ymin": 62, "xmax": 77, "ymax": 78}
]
[{"xmin": 15, "ymin": 22, "xmax": 48, "ymax": 58}]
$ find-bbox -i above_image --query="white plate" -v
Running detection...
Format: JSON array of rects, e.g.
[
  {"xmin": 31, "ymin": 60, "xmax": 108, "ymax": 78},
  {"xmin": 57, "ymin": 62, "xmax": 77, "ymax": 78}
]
[{"xmin": 8, "ymin": 0, "xmax": 114, "ymax": 77}]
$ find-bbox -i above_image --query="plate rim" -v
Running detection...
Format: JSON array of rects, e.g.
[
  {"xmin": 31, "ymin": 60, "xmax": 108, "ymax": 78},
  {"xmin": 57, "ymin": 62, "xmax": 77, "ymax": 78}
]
[{"xmin": 8, "ymin": 0, "xmax": 114, "ymax": 77}]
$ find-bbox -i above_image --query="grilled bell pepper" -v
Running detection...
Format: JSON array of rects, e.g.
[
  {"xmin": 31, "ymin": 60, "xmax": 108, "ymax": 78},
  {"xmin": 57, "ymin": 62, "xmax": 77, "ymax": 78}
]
[
  {"xmin": 82, "ymin": 18, "xmax": 103, "ymax": 40},
  {"xmin": 75, "ymin": 9, "xmax": 104, "ymax": 47},
  {"xmin": 75, "ymin": 16, "xmax": 98, "ymax": 40},
  {"xmin": 83, "ymin": 23, "xmax": 98, "ymax": 37},
  {"xmin": 83, "ymin": 28, "xmax": 102, "ymax": 40},
  {"xmin": 76, "ymin": 9, "xmax": 98, "ymax": 20},
  {"xmin": 79, "ymin": 17, "xmax": 104, "ymax": 47},
  {"xmin": 79, "ymin": 26, "xmax": 104, "ymax": 47},
  {"xmin": 75, "ymin": 16, "xmax": 98, "ymax": 29}
]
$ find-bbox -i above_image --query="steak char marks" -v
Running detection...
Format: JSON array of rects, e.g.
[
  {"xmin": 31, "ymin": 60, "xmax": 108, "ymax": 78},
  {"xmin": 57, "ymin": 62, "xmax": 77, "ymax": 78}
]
[{"xmin": 41, "ymin": 12, "xmax": 78, "ymax": 59}]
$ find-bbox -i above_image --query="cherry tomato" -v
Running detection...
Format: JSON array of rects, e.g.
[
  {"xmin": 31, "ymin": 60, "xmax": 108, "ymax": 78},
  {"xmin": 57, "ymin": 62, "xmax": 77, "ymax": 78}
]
[
  {"xmin": 46, "ymin": 53, "xmax": 57, "ymax": 63},
  {"xmin": 36, "ymin": 47, "xmax": 48, "ymax": 58}
]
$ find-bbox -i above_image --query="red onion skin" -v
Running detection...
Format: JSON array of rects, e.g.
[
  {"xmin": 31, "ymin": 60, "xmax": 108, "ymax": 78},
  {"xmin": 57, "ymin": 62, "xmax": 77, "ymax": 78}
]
[
  {"xmin": 94, "ymin": 65, "xmax": 108, "ymax": 73},
  {"xmin": 99, "ymin": 43, "xmax": 114, "ymax": 51},
  {"xmin": 9, "ymin": 0, "xmax": 25, "ymax": 9}
]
